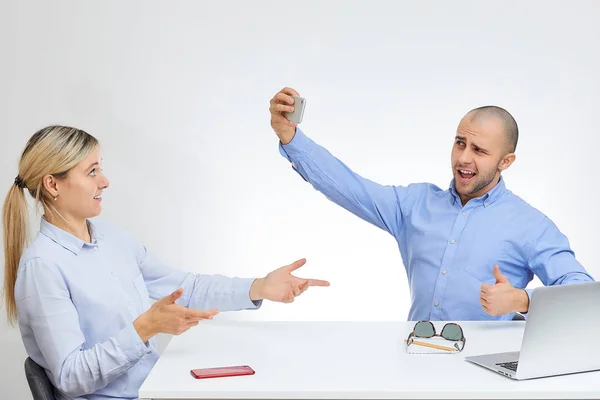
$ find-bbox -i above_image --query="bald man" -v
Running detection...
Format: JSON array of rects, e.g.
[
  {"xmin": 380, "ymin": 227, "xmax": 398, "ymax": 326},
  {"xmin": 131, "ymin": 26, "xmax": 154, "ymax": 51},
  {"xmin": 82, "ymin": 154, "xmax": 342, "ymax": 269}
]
[{"xmin": 268, "ymin": 87, "xmax": 594, "ymax": 321}]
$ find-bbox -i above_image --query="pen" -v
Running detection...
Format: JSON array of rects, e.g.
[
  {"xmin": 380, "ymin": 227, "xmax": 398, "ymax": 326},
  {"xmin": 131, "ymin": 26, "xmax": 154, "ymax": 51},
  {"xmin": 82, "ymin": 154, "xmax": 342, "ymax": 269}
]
[{"xmin": 403, "ymin": 339, "xmax": 457, "ymax": 352}]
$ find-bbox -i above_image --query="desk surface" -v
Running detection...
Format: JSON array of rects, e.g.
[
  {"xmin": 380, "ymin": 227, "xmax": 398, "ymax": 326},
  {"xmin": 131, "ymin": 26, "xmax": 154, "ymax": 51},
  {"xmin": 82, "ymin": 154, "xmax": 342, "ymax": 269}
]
[{"xmin": 139, "ymin": 321, "xmax": 599, "ymax": 399}]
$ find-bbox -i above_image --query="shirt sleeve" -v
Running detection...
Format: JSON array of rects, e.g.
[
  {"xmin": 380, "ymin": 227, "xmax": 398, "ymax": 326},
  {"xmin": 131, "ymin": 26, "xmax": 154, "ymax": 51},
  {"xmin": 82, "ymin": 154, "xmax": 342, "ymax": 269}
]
[
  {"xmin": 524, "ymin": 216, "xmax": 595, "ymax": 309},
  {"xmin": 279, "ymin": 128, "xmax": 419, "ymax": 238},
  {"xmin": 136, "ymin": 245, "xmax": 262, "ymax": 311},
  {"xmin": 15, "ymin": 258, "xmax": 152, "ymax": 398}
]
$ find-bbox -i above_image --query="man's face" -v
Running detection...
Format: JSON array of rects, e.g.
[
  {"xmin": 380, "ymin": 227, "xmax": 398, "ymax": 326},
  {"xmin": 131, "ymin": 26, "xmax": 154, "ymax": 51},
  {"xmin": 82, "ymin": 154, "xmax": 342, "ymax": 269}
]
[{"xmin": 451, "ymin": 114, "xmax": 513, "ymax": 204}]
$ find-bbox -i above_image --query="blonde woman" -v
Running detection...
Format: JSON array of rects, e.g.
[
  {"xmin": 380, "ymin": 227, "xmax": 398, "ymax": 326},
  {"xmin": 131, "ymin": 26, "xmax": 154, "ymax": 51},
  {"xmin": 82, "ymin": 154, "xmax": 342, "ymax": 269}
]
[{"xmin": 3, "ymin": 125, "xmax": 329, "ymax": 400}]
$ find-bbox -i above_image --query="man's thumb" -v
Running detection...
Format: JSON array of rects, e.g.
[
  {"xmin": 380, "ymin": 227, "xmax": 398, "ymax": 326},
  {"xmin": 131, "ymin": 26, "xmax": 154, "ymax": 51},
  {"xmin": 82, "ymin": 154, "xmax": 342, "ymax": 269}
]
[{"xmin": 493, "ymin": 265, "xmax": 508, "ymax": 283}]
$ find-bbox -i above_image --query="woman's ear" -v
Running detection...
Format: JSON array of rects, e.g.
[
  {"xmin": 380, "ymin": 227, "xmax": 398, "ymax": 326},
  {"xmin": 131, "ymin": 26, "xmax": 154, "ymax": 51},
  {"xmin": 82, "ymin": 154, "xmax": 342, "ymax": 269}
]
[{"xmin": 41, "ymin": 174, "xmax": 59, "ymax": 198}]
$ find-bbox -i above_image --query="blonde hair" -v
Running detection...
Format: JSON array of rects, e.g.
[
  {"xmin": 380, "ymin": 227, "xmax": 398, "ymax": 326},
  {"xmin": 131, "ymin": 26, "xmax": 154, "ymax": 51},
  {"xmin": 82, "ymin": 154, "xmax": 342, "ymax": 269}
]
[{"xmin": 2, "ymin": 125, "xmax": 99, "ymax": 324}]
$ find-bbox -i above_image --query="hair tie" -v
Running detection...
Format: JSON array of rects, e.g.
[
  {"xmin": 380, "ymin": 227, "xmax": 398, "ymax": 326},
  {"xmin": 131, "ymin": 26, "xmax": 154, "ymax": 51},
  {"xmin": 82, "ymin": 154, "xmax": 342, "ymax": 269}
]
[{"xmin": 14, "ymin": 176, "xmax": 26, "ymax": 189}]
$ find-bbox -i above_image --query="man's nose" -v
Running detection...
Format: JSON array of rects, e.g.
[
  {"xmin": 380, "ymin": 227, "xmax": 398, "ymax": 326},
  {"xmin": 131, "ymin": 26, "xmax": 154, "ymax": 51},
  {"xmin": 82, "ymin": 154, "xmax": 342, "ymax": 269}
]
[{"xmin": 458, "ymin": 149, "xmax": 473, "ymax": 165}]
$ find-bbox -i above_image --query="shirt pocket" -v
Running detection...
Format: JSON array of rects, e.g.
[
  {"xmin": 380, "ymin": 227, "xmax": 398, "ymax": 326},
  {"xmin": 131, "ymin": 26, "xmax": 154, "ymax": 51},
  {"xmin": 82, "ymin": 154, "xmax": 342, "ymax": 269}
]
[
  {"xmin": 132, "ymin": 273, "xmax": 150, "ymax": 312},
  {"xmin": 461, "ymin": 241, "xmax": 511, "ymax": 284}
]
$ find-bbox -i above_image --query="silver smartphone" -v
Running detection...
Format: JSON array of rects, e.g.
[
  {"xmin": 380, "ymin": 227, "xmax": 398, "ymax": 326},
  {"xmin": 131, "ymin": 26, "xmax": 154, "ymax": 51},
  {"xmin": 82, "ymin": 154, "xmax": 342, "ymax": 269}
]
[{"xmin": 284, "ymin": 96, "xmax": 306, "ymax": 124}]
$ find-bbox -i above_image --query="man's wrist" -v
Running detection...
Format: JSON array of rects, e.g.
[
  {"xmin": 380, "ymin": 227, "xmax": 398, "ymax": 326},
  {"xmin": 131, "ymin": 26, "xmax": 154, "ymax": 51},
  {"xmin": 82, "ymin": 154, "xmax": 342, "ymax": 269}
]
[
  {"xmin": 514, "ymin": 289, "xmax": 530, "ymax": 313},
  {"xmin": 278, "ymin": 127, "xmax": 297, "ymax": 145}
]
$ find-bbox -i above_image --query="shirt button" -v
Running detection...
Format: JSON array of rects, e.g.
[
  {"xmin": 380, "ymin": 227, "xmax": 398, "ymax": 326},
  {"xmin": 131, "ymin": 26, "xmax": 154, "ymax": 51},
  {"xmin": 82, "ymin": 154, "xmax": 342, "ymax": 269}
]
[
  {"xmin": 450, "ymin": 239, "xmax": 456, "ymax": 244},
  {"xmin": 93, "ymin": 247, "xmax": 98, "ymax": 251},
  {"xmin": 110, "ymin": 272, "xmax": 116, "ymax": 278},
  {"xmin": 461, "ymin": 212, "xmax": 466, "ymax": 216},
  {"xmin": 484, "ymin": 202, "xmax": 489, "ymax": 207},
  {"xmin": 441, "ymin": 269, "xmax": 447, "ymax": 275},
  {"xmin": 128, "ymin": 301, "xmax": 133, "ymax": 307},
  {"xmin": 434, "ymin": 301, "xmax": 439, "ymax": 307}
]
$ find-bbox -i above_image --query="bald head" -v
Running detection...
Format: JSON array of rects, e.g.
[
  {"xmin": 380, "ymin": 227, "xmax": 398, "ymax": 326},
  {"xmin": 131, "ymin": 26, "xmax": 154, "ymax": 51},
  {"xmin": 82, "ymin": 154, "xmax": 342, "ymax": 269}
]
[{"xmin": 467, "ymin": 106, "xmax": 518, "ymax": 154}]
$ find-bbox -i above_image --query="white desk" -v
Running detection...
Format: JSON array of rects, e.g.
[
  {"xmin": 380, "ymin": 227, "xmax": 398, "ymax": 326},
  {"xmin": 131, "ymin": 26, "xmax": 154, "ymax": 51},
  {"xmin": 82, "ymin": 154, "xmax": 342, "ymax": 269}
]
[{"xmin": 139, "ymin": 321, "xmax": 599, "ymax": 399}]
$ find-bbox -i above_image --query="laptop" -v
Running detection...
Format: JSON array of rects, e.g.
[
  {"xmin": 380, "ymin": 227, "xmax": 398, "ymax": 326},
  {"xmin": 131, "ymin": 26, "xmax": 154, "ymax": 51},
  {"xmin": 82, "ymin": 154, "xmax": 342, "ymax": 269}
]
[{"xmin": 465, "ymin": 281, "xmax": 600, "ymax": 380}]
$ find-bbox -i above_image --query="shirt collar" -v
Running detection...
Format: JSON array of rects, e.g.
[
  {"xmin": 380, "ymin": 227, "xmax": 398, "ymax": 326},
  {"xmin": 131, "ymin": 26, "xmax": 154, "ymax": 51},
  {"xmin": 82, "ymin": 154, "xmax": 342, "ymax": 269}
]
[
  {"xmin": 40, "ymin": 217, "xmax": 103, "ymax": 255},
  {"xmin": 449, "ymin": 175, "xmax": 507, "ymax": 207}
]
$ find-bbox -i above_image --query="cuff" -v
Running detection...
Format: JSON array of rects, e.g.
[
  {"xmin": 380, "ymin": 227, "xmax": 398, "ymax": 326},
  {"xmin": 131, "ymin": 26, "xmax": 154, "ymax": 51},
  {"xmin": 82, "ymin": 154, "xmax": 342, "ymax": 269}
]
[
  {"xmin": 278, "ymin": 127, "xmax": 312, "ymax": 160},
  {"xmin": 116, "ymin": 322, "xmax": 153, "ymax": 363},
  {"xmin": 232, "ymin": 278, "xmax": 263, "ymax": 310}
]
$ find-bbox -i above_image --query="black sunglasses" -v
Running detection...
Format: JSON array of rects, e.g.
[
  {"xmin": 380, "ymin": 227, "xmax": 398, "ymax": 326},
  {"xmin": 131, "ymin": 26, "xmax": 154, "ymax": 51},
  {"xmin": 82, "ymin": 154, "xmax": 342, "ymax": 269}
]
[{"xmin": 406, "ymin": 321, "xmax": 466, "ymax": 352}]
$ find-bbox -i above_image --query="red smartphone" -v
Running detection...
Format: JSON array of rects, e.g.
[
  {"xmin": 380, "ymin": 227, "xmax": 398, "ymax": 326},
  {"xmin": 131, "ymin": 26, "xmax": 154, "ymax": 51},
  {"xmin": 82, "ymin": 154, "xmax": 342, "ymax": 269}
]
[{"xmin": 190, "ymin": 365, "xmax": 255, "ymax": 379}]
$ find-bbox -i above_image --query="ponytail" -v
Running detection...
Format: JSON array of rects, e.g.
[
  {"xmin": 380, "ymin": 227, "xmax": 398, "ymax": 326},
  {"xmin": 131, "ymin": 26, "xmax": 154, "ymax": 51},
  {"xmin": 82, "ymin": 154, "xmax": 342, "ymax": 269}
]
[{"xmin": 2, "ymin": 183, "xmax": 29, "ymax": 325}]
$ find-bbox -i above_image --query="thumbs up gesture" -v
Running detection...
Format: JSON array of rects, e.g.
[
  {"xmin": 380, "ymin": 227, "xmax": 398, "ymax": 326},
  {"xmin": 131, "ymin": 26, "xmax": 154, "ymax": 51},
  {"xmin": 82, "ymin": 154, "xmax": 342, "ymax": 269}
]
[{"xmin": 480, "ymin": 265, "xmax": 529, "ymax": 316}]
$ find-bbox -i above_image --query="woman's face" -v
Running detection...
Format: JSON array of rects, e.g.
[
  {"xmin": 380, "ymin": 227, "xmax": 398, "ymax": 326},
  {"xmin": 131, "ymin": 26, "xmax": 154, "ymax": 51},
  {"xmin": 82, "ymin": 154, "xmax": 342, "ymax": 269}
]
[{"xmin": 48, "ymin": 146, "xmax": 110, "ymax": 221}]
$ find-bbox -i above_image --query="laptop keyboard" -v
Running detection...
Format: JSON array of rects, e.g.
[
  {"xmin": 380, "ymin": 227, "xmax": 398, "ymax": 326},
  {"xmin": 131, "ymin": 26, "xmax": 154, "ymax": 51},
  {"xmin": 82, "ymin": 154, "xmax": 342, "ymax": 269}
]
[{"xmin": 496, "ymin": 361, "xmax": 518, "ymax": 372}]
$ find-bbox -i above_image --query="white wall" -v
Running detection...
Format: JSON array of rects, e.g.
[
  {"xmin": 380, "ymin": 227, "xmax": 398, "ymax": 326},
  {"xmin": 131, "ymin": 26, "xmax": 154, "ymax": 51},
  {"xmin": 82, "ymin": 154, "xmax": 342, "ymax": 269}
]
[{"xmin": 2, "ymin": 0, "xmax": 599, "ymax": 397}]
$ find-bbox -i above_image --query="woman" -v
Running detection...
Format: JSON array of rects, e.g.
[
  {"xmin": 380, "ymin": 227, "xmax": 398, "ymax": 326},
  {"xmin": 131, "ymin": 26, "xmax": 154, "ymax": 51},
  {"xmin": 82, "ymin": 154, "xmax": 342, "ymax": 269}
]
[{"xmin": 3, "ymin": 125, "xmax": 329, "ymax": 400}]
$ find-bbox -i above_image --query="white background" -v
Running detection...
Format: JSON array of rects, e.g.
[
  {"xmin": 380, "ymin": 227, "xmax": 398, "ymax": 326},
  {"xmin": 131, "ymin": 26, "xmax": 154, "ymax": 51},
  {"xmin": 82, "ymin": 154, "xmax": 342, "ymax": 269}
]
[{"xmin": 1, "ymin": 1, "xmax": 599, "ymax": 398}]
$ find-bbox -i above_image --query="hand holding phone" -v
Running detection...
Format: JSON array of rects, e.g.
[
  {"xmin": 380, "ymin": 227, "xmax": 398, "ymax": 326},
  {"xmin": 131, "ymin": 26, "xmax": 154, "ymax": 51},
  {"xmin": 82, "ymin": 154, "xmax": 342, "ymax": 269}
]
[
  {"xmin": 269, "ymin": 88, "xmax": 302, "ymax": 144},
  {"xmin": 190, "ymin": 365, "xmax": 255, "ymax": 379},
  {"xmin": 284, "ymin": 96, "xmax": 306, "ymax": 124}
]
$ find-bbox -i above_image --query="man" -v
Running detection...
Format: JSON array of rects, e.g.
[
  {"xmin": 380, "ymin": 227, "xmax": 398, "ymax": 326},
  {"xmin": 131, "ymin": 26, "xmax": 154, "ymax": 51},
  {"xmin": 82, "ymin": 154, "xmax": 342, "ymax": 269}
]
[{"xmin": 268, "ymin": 87, "xmax": 594, "ymax": 321}]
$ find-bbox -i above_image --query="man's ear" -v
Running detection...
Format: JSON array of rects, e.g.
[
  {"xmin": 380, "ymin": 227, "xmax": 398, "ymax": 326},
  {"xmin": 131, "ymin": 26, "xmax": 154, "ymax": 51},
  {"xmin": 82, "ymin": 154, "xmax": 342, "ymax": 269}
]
[{"xmin": 499, "ymin": 153, "xmax": 516, "ymax": 171}]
